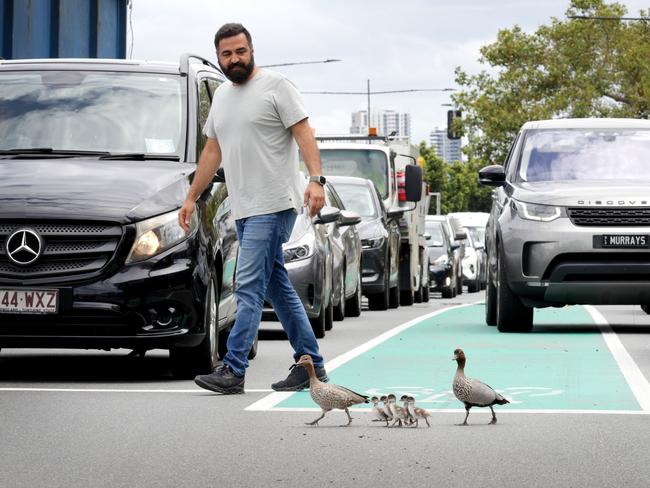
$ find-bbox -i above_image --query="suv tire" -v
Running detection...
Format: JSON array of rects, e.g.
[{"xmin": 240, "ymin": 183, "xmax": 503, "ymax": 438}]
[
  {"xmin": 496, "ymin": 247, "xmax": 533, "ymax": 332},
  {"xmin": 368, "ymin": 263, "xmax": 390, "ymax": 310}
]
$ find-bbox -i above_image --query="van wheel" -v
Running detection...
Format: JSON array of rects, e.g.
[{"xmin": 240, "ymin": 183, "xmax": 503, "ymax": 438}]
[
  {"xmin": 170, "ymin": 275, "xmax": 220, "ymax": 378},
  {"xmin": 422, "ymin": 282, "xmax": 430, "ymax": 302},
  {"xmin": 389, "ymin": 283, "xmax": 400, "ymax": 309},
  {"xmin": 496, "ymin": 247, "xmax": 533, "ymax": 332},
  {"xmin": 641, "ymin": 304, "xmax": 650, "ymax": 314}
]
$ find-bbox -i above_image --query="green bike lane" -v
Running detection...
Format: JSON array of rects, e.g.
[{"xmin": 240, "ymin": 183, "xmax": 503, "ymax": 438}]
[{"xmin": 248, "ymin": 304, "xmax": 650, "ymax": 414}]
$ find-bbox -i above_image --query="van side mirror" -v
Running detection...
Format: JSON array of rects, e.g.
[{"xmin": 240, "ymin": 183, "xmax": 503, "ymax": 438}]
[
  {"xmin": 404, "ymin": 165, "xmax": 423, "ymax": 202},
  {"xmin": 478, "ymin": 165, "xmax": 505, "ymax": 187}
]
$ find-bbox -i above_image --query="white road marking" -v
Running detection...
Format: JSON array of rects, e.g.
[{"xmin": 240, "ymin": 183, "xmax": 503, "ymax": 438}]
[
  {"xmin": 584, "ymin": 305, "xmax": 650, "ymax": 412},
  {"xmin": 265, "ymin": 407, "xmax": 650, "ymax": 415},
  {"xmin": 0, "ymin": 387, "xmax": 274, "ymax": 393},
  {"xmin": 245, "ymin": 303, "xmax": 475, "ymax": 411}
]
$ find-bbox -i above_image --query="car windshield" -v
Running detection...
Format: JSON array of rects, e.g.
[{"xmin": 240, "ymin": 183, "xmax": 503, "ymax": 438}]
[
  {"xmin": 319, "ymin": 149, "xmax": 389, "ymax": 198},
  {"xmin": 518, "ymin": 129, "xmax": 650, "ymax": 182},
  {"xmin": 330, "ymin": 182, "xmax": 378, "ymax": 219},
  {"xmin": 0, "ymin": 70, "xmax": 184, "ymax": 156},
  {"xmin": 425, "ymin": 222, "xmax": 445, "ymax": 247}
]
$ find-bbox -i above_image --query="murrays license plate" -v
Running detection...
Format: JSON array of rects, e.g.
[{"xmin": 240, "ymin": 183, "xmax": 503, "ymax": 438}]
[
  {"xmin": 594, "ymin": 235, "xmax": 650, "ymax": 249},
  {"xmin": 0, "ymin": 289, "xmax": 58, "ymax": 314}
]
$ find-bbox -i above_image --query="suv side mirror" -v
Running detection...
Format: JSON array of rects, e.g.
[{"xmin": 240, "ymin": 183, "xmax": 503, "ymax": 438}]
[
  {"xmin": 213, "ymin": 167, "xmax": 226, "ymax": 183},
  {"xmin": 404, "ymin": 164, "xmax": 423, "ymax": 202},
  {"xmin": 478, "ymin": 165, "xmax": 505, "ymax": 187},
  {"xmin": 314, "ymin": 206, "xmax": 341, "ymax": 225},
  {"xmin": 339, "ymin": 210, "xmax": 362, "ymax": 227}
]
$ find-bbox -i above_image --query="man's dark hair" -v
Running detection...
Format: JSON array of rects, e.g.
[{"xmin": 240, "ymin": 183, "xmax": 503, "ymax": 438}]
[{"xmin": 214, "ymin": 23, "xmax": 253, "ymax": 51}]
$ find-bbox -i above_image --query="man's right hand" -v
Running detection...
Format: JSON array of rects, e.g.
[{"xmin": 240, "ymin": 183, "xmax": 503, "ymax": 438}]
[{"xmin": 178, "ymin": 199, "xmax": 196, "ymax": 233}]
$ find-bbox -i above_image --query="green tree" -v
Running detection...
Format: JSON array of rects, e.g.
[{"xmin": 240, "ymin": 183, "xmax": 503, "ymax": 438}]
[{"xmin": 453, "ymin": 0, "xmax": 650, "ymax": 172}]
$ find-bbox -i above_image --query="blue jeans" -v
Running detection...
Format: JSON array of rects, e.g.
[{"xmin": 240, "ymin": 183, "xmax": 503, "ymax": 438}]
[{"xmin": 223, "ymin": 208, "xmax": 325, "ymax": 377}]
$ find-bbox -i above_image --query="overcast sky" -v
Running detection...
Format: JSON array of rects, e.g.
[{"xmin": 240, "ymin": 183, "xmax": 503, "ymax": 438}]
[{"xmin": 129, "ymin": 0, "xmax": 649, "ymax": 144}]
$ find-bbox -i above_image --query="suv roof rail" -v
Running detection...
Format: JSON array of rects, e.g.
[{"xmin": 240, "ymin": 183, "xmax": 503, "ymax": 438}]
[
  {"xmin": 179, "ymin": 53, "xmax": 220, "ymax": 76},
  {"xmin": 315, "ymin": 135, "xmax": 389, "ymax": 144}
]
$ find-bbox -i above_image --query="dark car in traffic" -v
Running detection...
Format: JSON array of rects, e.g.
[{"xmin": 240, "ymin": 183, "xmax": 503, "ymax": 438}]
[
  {"xmin": 327, "ymin": 176, "xmax": 402, "ymax": 310},
  {"xmin": 0, "ymin": 55, "xmax": 242, "ymax": 377},
  {"xmin": 425, "ymin": 218, "xmax": 458, "ymax": 298}
]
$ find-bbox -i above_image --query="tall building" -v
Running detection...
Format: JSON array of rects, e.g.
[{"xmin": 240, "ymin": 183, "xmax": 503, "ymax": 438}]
[
  {"xmin": 350, "ymin": 109, "xmax": 411, "ymax": 138},
  {"xmin": 429, "ymin": 127, "xmax": 462, "ymax": 163}
]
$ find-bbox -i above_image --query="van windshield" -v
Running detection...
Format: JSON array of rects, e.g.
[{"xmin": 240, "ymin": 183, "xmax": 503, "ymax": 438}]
[
  {"xmin": 0, "ymin": 70, "xmax": 184, "ymax": 156},
  {"xmin": 319, "ymin": 149, "xmax": 389, "ymax": 198},
  {"xmin": 518, "ymin": 129, "xmax": 650, "ymax": 182}
]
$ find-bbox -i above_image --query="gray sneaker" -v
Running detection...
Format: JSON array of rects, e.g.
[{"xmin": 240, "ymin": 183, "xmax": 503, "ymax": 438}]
[
  {"xmin": 195, "ymin": 365, "xmax": 245, "ymax": 394},
  {"xmin": 271, "ymin": 364, "xmax": 328, "ymax": 391}
]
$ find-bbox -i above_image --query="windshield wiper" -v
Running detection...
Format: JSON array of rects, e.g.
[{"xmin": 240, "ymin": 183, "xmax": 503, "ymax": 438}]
[
  {"xmin": 0, "ymin": 148, "xmax": 111, "ymax": 157},
  {"xmin": 98, "ymin": 153, "xmax": 180, "ymax": 161}
]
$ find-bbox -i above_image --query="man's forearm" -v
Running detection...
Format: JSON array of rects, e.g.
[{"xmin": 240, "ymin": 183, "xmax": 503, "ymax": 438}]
[
  {"xmin": 187, "ymin": 142, "xmax": 222, "ymax": 201},
  {"xmin": 292, "ymin": 119, "xmax": 322, "ymax": 176}
]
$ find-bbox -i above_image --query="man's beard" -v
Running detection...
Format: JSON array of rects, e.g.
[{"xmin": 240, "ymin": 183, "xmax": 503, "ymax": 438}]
[{"xmin": 220, "ymin": 55, "xmax": 255, "ymax": 84}]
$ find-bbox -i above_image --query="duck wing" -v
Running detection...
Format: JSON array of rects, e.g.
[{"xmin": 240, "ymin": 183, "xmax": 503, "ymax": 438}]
[
  {"xmin": 328, "ymin": 384, "xmax": 369, "ymax": 404},
  {"xmin": 466, "ymin": 378, "xmax": 499, "ymax": 406}
]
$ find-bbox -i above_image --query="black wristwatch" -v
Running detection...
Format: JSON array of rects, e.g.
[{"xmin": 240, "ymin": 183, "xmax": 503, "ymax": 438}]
[{"xmin": 309, "ymin": 175, "xmax": 326, "ymax": 186}]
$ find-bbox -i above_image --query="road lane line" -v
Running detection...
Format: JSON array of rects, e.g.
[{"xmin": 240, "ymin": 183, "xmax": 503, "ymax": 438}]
[
  {"xmin": 584, "ymin": 305, "xmax": 650, "ymax": 411},
  {"xmin": 245, "ymin": 303, "xmax": 475, "ymax": 411},
  {"xmin": 0, "ymin": 388, "xmax": 273, "ymax": 393}
]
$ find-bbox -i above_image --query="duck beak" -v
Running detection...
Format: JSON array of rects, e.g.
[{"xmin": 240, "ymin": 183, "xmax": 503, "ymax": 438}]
[{"xmin": 452, "ymin": 356, "xmax": 457, "ymax": 361}]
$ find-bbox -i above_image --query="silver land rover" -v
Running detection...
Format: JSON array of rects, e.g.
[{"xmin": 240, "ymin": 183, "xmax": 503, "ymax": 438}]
[{"xmin": 480, "ymin": 118, "xmax": 650, "ymax": 332}]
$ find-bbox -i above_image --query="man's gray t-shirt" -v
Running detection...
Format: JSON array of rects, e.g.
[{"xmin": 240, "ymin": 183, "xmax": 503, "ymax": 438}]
[{"xmin": 203, "ymin": 69, "xmax": 308, "ymax": 220}]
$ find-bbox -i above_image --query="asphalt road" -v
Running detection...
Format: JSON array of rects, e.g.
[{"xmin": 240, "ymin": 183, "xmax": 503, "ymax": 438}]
[{"xmin": 2, "ymin": 291, "xmax": 650, "ymax": 488}]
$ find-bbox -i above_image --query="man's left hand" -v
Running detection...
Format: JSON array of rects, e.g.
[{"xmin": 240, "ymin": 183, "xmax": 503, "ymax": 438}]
[{"xmin": 304, "ymin": 182, "xmax": 325, "ymax": 217}]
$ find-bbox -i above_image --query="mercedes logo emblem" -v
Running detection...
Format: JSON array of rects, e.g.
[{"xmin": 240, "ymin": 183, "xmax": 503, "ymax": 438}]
[{"xmin": 5, "ymin": 229, "xmax": 43, "ymax": 266}]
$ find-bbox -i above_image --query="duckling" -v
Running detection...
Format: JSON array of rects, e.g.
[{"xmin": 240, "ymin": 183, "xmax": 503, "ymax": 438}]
[
  {"xmin": 294, "ymin": 355, "xmax": 369, "ymax": 426},
  {"xmin": 380, "ymin": 395, "xmax": 393, "ymax": 423},
  {"xmin": 452, "ymin": 348, "xmax": 509, "ymax": 426},
  {"xmin": 387, "ymin": 394, "xmax": 408, "ymax": 427},
  {"xmin": 400, "ymin": 395, "xmax": 415, "ymax": 426},
  {"xmin": 409, "ymin": 396, "xmax": 432, "ymax": 428},
  {"xmin": 371, "ymin": 396, "xmax": 391, "ymax": 425}
]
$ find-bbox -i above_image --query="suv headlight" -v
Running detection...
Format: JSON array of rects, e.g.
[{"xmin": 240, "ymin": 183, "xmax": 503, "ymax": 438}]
[
  {"xmin": 513, "ymin": 200, "xmax": 561, "ymax": 222},
  {"xmin": 361, "ymin": 237, "xmax": 385, "ymax": 250},
  {"xmin": 283, "ymin": 234, "xmax": 315, "ymax": 263},
  {"xmin": 126, "ymin": 210, "xmax": 197, "ymax": 264}
]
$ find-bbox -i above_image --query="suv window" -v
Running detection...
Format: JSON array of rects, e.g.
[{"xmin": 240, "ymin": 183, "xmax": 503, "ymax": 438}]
[{"xmin": 0, "ymin": 70, "xmax": 184, "ymax": 155}]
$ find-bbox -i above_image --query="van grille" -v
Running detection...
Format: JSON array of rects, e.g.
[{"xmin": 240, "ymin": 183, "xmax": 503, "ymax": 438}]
[
  {"xmin": 0, "ymin": 222, "xmax": 122, "ymax": 281},
  {"xmin": 568, "ymin": 207, "xmax": 650, "ymax": 226}
]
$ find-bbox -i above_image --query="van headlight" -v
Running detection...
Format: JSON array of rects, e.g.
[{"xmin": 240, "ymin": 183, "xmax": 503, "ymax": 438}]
[
  {"xmin": 513, "ymin": 200, "xmax": 561, "ymax": 222},
  {"xmin": 126, "ymin": 210, "xmax": 197, "ymax": 264}
]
